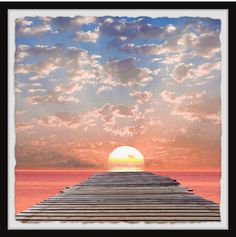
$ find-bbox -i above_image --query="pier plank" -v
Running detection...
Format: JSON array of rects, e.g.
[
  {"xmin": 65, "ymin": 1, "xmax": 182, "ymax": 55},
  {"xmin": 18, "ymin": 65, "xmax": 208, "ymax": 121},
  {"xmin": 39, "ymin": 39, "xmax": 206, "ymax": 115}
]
[{"xmin": 16, "ymin": 171, "xmax": 220, "ymax": 223}]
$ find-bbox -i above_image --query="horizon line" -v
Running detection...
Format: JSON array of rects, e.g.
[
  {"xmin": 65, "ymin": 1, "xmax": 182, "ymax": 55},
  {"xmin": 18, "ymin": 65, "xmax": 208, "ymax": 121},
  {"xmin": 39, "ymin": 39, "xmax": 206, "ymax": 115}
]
[{"xmin": 15, "ymin": 167, "xmax": 221, "ymax": 172}]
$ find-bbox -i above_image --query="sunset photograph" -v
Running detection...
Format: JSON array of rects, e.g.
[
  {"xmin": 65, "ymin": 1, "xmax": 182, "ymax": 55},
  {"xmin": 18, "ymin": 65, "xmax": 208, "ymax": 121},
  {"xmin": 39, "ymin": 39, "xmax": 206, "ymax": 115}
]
[{"xmin": 8, "ymin": 9, "xmax": 228, "ymax": 228}]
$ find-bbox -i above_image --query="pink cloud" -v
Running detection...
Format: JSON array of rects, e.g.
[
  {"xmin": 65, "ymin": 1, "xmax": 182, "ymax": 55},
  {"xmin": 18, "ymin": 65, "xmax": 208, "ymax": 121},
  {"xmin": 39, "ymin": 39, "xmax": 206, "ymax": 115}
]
[
  {"xmin": 129, "ymin": 91, "xmax": 152, "ymax": 104},
  {"xmin": 173, "ymin": 94, "xmax": 220, "ymax": 124},
  {"xmin": 16, "ymin": 122, "xmax": 34, "ymax": 132},
  {"xmin": 196, "ymin": 61, "xmax": 221, "ymax": 77}
]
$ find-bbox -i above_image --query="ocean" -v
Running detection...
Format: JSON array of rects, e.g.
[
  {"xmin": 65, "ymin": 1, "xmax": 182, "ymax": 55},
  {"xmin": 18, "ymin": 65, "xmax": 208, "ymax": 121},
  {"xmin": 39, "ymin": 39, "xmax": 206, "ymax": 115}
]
[{"xmin": 15, "ymin": 169, "xmax": 221, "ymax": 213}]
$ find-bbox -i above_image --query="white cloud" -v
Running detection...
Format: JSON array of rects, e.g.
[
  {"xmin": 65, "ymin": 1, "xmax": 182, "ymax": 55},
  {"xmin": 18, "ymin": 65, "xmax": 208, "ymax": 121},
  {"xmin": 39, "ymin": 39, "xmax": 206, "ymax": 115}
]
[
  {"xmin": 75, "ymin": 28, "xmax": 99, "ymax": 43},
  {"xmin": 161, "ymin": 53, "xmax": 186, "ymax": 65},
  {"xmin": 28, "ymin": 75, "xmax": 45, "ymax": 81},
  {"xmin": 97, "ymin": 85, "xmax": 112, "ymax": 94},
  {"xmin": 28, "ymin": 88, "xmax": 47, "ymax": 93},
  {"xmin": 17, "ymin": 19, "xmax": 54, "ymax": 35},
  {"xmin": 57, "ymin": 95, "xmax": 80, "ymax": 103},
  {"xmin": 71, "ymin": 16, "xmax": 96, "ymax": 26},
  {"xmin": 15, "ymin": 88, "xmax": 23, "ymax": 93},
  {"xmin": 166, "ymin": 24, "xmax": 176, "ymax": 32},
  {"xmin": 55, "ymin": 83, "xmax": 82, "ymax": 95},
  {"xmin": 16, "ymin": 18, "xmax": 32, "ymax": 27}
]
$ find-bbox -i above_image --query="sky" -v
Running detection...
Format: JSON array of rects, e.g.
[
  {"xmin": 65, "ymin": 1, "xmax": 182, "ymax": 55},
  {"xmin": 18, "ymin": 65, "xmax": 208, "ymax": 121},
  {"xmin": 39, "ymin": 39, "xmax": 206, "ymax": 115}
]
[{"xmin": 14, "ymin": 15, "xmax": 221, "ymax": 170}]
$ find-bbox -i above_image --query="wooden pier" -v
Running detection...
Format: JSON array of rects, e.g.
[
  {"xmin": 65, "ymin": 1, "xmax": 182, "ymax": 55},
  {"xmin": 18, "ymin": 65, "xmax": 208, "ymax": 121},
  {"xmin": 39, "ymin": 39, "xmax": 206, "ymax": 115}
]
[{"xmin": 16, "ymin": 171, "xmax": 220, "ymax": 223}]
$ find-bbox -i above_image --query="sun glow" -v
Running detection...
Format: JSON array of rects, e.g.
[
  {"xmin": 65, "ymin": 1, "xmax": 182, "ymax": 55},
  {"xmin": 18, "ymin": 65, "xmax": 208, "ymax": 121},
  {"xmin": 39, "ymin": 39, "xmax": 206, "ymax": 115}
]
[{"xmin": 108, "ymin": 146, "xmax": 145, "ymax": 171}]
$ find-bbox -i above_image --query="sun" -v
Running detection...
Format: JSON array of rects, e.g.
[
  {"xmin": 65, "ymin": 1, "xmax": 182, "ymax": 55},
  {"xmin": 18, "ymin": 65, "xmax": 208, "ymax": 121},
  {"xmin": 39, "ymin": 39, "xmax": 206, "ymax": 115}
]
[{"xmin": 108, "ymin": 146, "xmax": 145, "ymax": 171}]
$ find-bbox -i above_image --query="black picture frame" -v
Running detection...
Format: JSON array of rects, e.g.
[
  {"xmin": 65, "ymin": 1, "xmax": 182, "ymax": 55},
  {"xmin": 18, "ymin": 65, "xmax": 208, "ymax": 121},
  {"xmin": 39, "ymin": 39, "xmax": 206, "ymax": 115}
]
[{"xmin": 0, "ymin": 1, "xmax": 233, "ymax": 235}]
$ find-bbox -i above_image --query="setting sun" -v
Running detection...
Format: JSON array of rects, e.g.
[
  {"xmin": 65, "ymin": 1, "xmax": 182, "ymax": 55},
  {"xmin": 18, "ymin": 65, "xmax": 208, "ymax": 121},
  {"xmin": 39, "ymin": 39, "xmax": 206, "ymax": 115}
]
[{"xmin": 108, "ymin": 146, "xmax": 145, "ymax": 171}]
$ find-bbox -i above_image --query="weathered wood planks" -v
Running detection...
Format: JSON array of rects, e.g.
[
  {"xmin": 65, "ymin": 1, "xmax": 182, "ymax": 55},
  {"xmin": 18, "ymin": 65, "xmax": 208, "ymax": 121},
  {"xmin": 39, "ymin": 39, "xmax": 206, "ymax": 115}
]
[{"xmin": 16, "ymin": 171, "xmax": 220, "ymax": 223}]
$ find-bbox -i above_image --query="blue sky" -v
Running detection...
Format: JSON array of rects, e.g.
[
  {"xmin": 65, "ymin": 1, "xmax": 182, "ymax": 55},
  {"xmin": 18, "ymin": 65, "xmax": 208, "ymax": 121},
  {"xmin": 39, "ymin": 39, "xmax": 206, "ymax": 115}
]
[{"xmin": 14, "ymin": 15, "xmax": 221, "ymax": 170}]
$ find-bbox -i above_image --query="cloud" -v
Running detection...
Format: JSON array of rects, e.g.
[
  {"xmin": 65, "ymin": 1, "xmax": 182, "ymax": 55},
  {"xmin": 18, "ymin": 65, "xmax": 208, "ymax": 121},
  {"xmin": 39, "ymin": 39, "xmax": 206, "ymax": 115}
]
[
  {"xmin": 16, "ymin": 110, "xmax": 26, "ymax": 115},
  {"xmin": 148, "ymin": 130, "xmax": 220, "ymax": 170},
  {"xmin": 96, "ymin": 85, "xmax": 112, "ymax": 94},
  {"xmin": 15, "ymin": 44, "xmax": 29, "ymax": 61},
  {"xmin": 31, "ymin": 83, "xmax": 42, "ymax": 87},
  {"xmin": 16, "ymin": 16, "xmax": 96, "ymax": 37},
  {"xmin": 95, "ymin": 103, "xmax": 159, "ymax": 137},
  {"xmin": 104, "ymin": 58, "xmax": 152, "ymax": 87},
  {"xmin": 15, "ymin": 88, "xmax": 22, "ymax": 93},
  {"xmin": 71, "ymin": 16, "xmax": 96, "ymax": 26},
  {"xmin": 161, "ymin": 90, "xmax": 180, "ymax": 103},
  {"xmin": 172, "ymin": 63, "xmax": 193, "ymax": 82},
  {"xmin": 60, "ymin": 47, "xmax": 102, "ymax": 85},
  {"xmin": 180, "ymin": 127, "xmax": 187, "ymax": 134},
  {"xmin": 30, "ymin": 135, "xmax": 55, "ymax": 146},
  {"xmin": 14, "ymin": 16, "xmax": 221, "ymax": 170},
  {"xmin": 173, "ymin": 93, "xmax": 221, "ymax": 124},
  {"xmin": 121, "ymin": 43, "xmax": 165, "ymax": 55},
  {"xmin": 15, "ymin": 45, "xmax": 103, "ymax": 100},
  {"xmin": 166, "ymin": 24, "xmax": 176, "ymax": 32},
  {"xmin": 104, "ymin": 124, "xmax": 147, "ymax": 137},
  {"xmin": 129, "ymin": 91, "xmax": 152, "ymax": 104},
  {"xmin": 169, "ymin": 133, "xmax": 220, "ymax": 150},
  {"xmin": 98, "ymin": 17, "xmax": 177, "ymax": 48},
  {"xmin": 28, "ymin": 75, "xmax": 45, "ymax": 81},
  {"xmin": 16, "ymin": 17, "xmax": 55, "ymax": 35},
  {"xmin": 26, "ymin": 92, "xmax": 80, "ymax": 105},
  {"xmin": 36, "ymin": 110, "xmax": 97, "ymax": 130},
  {"xmin": 75, "ymin": 28, "xmax": 99, "ymax": 43},
  {"xmin": 25, "ymin": 87, "xmax": 80, "ymax": 105},
  {"xmin": 16, "ymin": 44, "xmax": 64, "ymax": 61},
  {"xmin": 57, "ymin": 95, "xmax": 80, "ymax": 103},
  {"xmin": 54, "ymin": 83, "xmax": 82, "ymax": 95},
  {"xmin": 195, "ymin": 61, "xmax": 220, "ymax": 77},
  {"xmin": 96, "ymin": 103, "xmax": 135, "ymax": 124},
  {"xmin": 193, "ymin": 33, "xmax": 220, "ymax": 58},
  {"xmin": 98, "ymin": 17, "xmax": 150, "ymax": 38},
  {"xmin": 121, "ymin": 27, "xmax": 220, "ymax": 60},
  {"xmin": 161, "ymin": 53, "xmax": 186, "ymax": 65},
  {"xmin": 16, "ymin": 18, "xmax": 32, "ymax": 27},
  {"xmin": 50, "ymin": 16, "xmax": 96, "ymax": 32},
  {"xmin": 15, "ymin": 61, "xmax": 59, "ymax": 75},
  {"xmin": 15, "ymin": 44, "xmax": 65, "ymax": 74},
  {"xmin": 28, "ymin": 88, "xmax": 47, "ymax": 93},
  {"xmin": 15, "ymin": 141, "xmax": 103, "ymax": 168},
  {"xmin": 16, "ymin": 122, "xmax": 34, "ymax": 132},
  {"xmin": 37, "ymin": 112, "xmax": 82, "ymax": 128},
  {"xmin": 161, "ymin": 90, "xmax": 220, "ymax": 124},
  {"xmin": 121, "ymin": 32, "xmax": 197, "ymax": 56},
  {"xmin": 195, "ymin": 81, "xmax": 212, "ymax": 86},
  {"xmin": 161, "ymin": 90, "xmax": 208, "ymax": 105}
]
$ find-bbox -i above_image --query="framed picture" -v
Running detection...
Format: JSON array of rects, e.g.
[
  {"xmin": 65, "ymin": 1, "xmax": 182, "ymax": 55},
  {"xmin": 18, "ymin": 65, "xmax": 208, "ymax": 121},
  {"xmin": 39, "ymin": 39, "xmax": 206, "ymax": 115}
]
[{"xmin": 1, "ymin": 1, "xmax": 232, "ymax": 232}]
